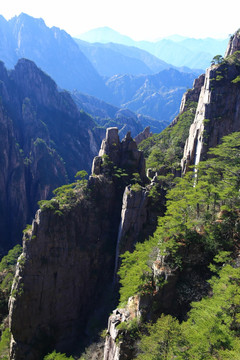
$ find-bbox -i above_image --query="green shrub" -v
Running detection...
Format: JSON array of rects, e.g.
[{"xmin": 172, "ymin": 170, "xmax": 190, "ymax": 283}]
[
  {"xmin": 232, "ymin": 75, "xmax": 240, "ymax": 84},
  {"xmin": 0, "ymin": 328, "xmax": 11, "ymax": 359},
  {"xmin": 43, "ymin": 350, "xmax": 74, "ymax": 360}
]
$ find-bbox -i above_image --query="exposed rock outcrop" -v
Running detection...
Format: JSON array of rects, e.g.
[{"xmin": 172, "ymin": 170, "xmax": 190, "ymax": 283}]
[
  {"xmin": 181, "ymin": 31, "xmax": 240, "ymax": 173},
  {"xmin": 104, "ymin": 257, "xmax": 179, "ymax": 360},
  {"xmin": 0, "ymin": 59, "xmax": 101, "ymax": 252},
  {"xmin": 134, "ymin": 126, "xmax": 152, "ymax": 145},
  {"xmin": 169, "ymin": 73, "xmax": 204, "ymax": 129},
  {"xmin": 179, "ymin": 74, "xmax": 205, "ymax": 114},
  {"xmin": 225, "ymin": 29, "xmax": 240, "ymax": 57},
  {"xmin": 94, "ymin": 127, "xmax": 147, "ymax": 183},
  {"xmin": 9, "ymin": 128, "xmax": 150, "ymax": 360}
]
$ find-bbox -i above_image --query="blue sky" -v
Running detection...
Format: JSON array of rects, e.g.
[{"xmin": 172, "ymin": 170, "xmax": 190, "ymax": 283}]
[{"xmin": 1, "ymin": 0, "xmax": 239, "ymax": 40}]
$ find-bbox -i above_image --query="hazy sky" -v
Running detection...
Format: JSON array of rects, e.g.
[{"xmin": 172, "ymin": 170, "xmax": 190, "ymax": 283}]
[{"xmin": 1, "ymin": 0, "xmax": 239, "ymax": 40}]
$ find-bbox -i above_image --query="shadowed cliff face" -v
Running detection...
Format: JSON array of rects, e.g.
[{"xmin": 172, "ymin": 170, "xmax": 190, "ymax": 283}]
[
  {"xmin": 103, "ymin": 32, "xmax": 240, "ymax": 360},
  {"xmin": 0, "ymin": 59, "xmax": 101, "ymax": 253},
  {"xmin": 9, "ymin": 128, "xmax": 150, "ymax": 360},
  {"xmin": 182, "ymin": 30, "xmax": 240, "ymax": 173}
]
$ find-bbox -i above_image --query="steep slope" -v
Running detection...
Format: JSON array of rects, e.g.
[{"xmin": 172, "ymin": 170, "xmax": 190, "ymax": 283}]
[
  {"xmin": 182, "ymin": 29, "xmax": 240, "ymax": 173},
  {"xmin": 0, "ymin": 13, "xmax": 109, "ymax": 99},
  {"xmin": 106, "ymin": 69, "xmax": 197, "ymax": 121},
  {"xmin": 9, "ymin": 128, "xmax": 150, "ymax": 360},
  {"xmin": 0, "ymin": 58, "xmax": 101, "ymax": 253},
  {"xmin": 71, "ymin": 91, "xmax": 168, "ymax": 136},
  {"xmin": 103, "ymin": 31, "xmax": 240, "ymax": 360}
]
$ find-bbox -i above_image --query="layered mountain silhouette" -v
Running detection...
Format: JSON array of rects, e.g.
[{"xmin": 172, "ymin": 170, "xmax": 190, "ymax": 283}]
[
  {"xmin": 0, "ymin": 13, "xmax": 109, "ymax": 99},
  {"xmin": 75, "ymin": 39, "xmax": 186, "ymax": 77},
  {"xmin": 78, "ymin": 27, "xmax": 228, "ymax": 69},
  {"xmin": 72, "ymin": 91, "xmax": 168, "ymax": 135},
  {"xmin": 0, "ymin": 13, "xmax": 202, "ymax": 129},
  {"xmin": 105, "ymin": 69, "xmax": 197, "ymax": 120}
]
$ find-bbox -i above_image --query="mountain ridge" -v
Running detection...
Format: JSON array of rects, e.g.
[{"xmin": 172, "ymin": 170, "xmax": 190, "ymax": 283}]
[{"xmin": 78, "ymin": 27, "xmax": 228, "ymax": 69}]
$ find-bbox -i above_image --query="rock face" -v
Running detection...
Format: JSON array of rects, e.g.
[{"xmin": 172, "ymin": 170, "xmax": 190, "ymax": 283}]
[
  {"xmin": 104, "ymin": 257, "xmax": 179, "ymax": 360},
  {"xmin": 0, "ymin": 58, "xmax": 101, "ymax": 253},
  {"xmin": 179, "ymin": 74, "xmax": 205, "ymax": 114},
  {"xmin": 225, "ymin": 29, "xmax": 240, "ymax": 57},
  {"xmin": 94, "ymin": 128, "xmax": 147, "ymax": 183},
  {"xmin": 9, "ymin": 128, "xmax": 150, "ymax": 360},
  {"xmin": 182, "ymin": 31, "xmax": 240, "ymax": 173},
  {"xmin": 134, "ymin": 126, "xmax": 152, "ymax": 145}
]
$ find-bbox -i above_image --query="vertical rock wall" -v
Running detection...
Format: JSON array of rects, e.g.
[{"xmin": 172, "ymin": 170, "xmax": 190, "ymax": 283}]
[
  {"xmin": 182, "ymin": 30, "xmax": 240, "ymax": 173},
  {"xmin": 9, "ymin": 128, "xmax": 150, "ymax": 360}
]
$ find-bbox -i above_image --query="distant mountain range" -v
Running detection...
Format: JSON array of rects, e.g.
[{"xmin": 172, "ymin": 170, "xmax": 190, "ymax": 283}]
[
  {"xmin": 72, "ymin": 91, "xmax": 168, "ymax": 135},
  {"xmin": 78, "ymin": 27, "xmax": 228, "ymax": 69},
  {"xmin": 75, "ymin": 39, "xmax": 200, "ymax": 77},
  {"xmin": 105, "ymin": 69, "xmax": 196, "ymax": 121},
  {"xmin": 0, "ymin": 13, "xmax": 109, "ymax": 100}
]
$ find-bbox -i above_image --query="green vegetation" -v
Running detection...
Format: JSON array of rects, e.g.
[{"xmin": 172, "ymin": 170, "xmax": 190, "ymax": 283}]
[
  {"xmin": 118, "ymin": 236, "xmax": 158, "ymax": 305},
  {"xmin": 232, "ymin": 75, "xmax": 240, "ymax": 83},
  {"xmin": 139, "ymin": 101, "xmax": 197, "ymax": 178},
  {"xmin": 116, "ymin": 318, "xmax": 140, "ymax": 343},
  {"xmin": 211, "ymin": 55, "xmax": 224, "ymax": 65},
  {"xmin": 119, "ymin": 130, "xmax": 240, "ymax": 313},
  {"xmin": 43, "ymin": 350, "xmax": 74, "ymax": 360},
  {"xmin": 135, "ymin": 261, "xmax": 240, "ymax": 359},
  {"xmin": 225, "ymin": 50, "xmax": 240, "ymax": 66},
  {"xmin": 0, "ymin": 328, "xmax": 11, "ymax": 360},
  {"xmin": 0, "ymin": 246, "xmax": 22, "ymax": 357},
  {"xmin": 38, "ymin": 169, "xmax": 89, "ymax": 213},
  {"xmin": 0, "ymin": 245, "xmax": 23, "ymax": 309},
  {"xmin": 136, "ymin": 315, "xmax": 181, "ymax": 360}
]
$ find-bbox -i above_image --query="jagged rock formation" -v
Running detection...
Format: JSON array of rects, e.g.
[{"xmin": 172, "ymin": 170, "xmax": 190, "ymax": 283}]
[
  {"xmin": 9, "ymin": 128, "xmax": 151, "ymax": 360},
  {"xmin": 0, "ymin": 58, "xmax": 101, "ymax": 253},
  {"xmin": 225, "ymin": 29, "xmax": 240, "ymax": 57},
  {"xmin": 179, "ymin": 74, "xmax": 205, "ymax": 114},
  {"xmin": 134, "ymin": 126, "xmax": 152, "ymax": 145},
  {"xmin": 182, "ymin": 30, "xmax": 240, "ymax": 173},
  {"xmin": 93, "ymin": 128, "xmax": 147, "ymax": 183},
  {"xmin": 103, "ymin": 32, "xmax": 240, "ymax": 360}
]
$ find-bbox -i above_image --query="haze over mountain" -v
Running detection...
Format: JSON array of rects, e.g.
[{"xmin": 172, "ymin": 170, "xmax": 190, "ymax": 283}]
[
  {"xmin": 75, "ymin": 39, "xmax": 200, "ymax": 77},
  {"xmin": 78, "ymin": 27, "xmax": 228, "ymax": 69},
  {"xmin": 72, "ymin": 91, "xmax": 168, "ymax": 135},
  {"xmin": 0, "ymin": 13, "xmax": 200, "ymax": 130},
  {"xmin": 105, "ymin": 69, "xmax": 197, "ymax": 121},
  {"xmin": 0, "ymin": 13, "xmax": 110, "ymax": 99}
]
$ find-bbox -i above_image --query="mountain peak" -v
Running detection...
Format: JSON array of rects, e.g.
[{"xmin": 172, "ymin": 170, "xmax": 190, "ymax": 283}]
[
  {"xmin": 77, "ymin": 26, "xmax": 135, "ymax": 46},
  {"xmin": 225, "ymin": 29, "xmax": 240, "ymax": 57},
  {"xmin": 9, "ymin": 12, "xmax": 46, "ymax": 28}
]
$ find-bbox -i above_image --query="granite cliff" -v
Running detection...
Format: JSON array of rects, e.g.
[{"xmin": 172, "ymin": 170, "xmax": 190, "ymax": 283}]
[
  {"xmin": 182, "ymin": 29, "xmax": 240, "ymax": 173},
  {"xmin": 102, "ymin": 30, "xmax": 240, "ymax": 360},
  {"xmin": 8, "ymin": 128, "xmax": 159, "ymax": 360},
  {"xmin": 0, "ymin": 58, "xmax": 101, "ymax": 253},
  {"xmin": 7, "ymin": 27, "xmax": 240, "ymax": 360}
]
